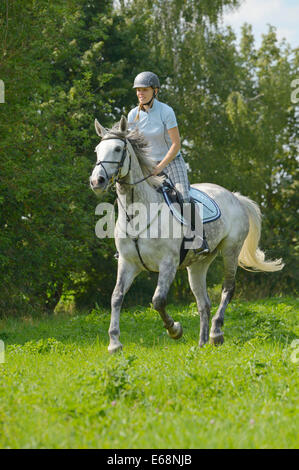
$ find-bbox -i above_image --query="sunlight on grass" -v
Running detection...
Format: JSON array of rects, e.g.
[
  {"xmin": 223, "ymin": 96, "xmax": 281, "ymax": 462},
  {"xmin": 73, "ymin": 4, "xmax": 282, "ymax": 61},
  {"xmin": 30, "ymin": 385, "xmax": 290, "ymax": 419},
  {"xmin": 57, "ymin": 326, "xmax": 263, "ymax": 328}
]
[{"xmin": 0, "ymin": 297, "xmax": 298, "ymax": 448}]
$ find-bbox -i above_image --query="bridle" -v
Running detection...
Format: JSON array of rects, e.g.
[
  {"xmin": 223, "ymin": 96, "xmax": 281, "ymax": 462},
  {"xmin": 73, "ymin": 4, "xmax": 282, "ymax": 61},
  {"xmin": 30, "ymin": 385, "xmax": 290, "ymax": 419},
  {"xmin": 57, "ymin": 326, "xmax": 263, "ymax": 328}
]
[
  {"xmin": 95, "ymin": 135, "xmax": 130, "ymax": 188},
  {"xmin": 95, "ymin": 135, "xmax": 152, "ymax": 189}
]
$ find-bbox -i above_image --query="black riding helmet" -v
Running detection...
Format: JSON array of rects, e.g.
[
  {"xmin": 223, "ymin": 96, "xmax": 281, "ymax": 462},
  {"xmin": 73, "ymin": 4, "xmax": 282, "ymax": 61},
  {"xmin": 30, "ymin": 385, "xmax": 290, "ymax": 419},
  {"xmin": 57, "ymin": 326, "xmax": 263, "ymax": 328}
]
[{"xmin": 133, "ymin": 71, "xmax": 160, "ymax": 106}]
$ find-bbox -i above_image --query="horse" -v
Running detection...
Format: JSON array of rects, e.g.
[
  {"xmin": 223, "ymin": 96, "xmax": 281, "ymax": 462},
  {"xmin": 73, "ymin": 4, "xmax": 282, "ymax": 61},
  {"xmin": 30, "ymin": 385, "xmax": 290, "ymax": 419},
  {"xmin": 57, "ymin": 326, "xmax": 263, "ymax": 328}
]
[{"xmin": 90, "ymin": 116, "xmax": 284, "ymax": 353}]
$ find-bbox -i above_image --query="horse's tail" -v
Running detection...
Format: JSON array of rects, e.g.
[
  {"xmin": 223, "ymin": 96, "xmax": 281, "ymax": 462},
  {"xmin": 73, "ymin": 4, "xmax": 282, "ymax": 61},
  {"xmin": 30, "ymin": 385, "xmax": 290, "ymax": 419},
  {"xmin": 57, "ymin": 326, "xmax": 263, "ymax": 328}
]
[{"xmin": 234, "ymin": 192, "xmax": 284, "ymax": 272}]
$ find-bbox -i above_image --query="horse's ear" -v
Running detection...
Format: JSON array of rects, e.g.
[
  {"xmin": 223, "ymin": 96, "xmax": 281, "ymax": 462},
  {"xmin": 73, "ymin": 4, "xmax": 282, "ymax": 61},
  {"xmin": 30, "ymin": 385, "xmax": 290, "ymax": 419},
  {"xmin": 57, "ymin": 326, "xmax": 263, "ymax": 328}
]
[
  {"xmin": 95, "ymin": 119, "xmax": 107, "ymax": 137},
  {"xmin": 119, "ymin": 115, "xmax": 128, "ymax": 133}
]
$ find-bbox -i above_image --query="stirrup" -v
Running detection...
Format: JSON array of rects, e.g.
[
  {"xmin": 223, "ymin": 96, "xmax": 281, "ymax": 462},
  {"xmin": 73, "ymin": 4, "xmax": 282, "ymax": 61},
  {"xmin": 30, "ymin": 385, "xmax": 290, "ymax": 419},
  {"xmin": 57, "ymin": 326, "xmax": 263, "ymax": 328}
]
[{"xmin": 193, "ymin": 237, "xmax": 210, "ymax": 255}]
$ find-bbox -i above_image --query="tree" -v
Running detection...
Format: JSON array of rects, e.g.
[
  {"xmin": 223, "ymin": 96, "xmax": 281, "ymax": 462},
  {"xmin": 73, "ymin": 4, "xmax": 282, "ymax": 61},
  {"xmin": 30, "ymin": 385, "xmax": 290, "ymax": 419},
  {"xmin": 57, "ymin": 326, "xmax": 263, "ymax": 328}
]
[{"xmin": 0, "ymin": 0, "xmax": 116, "ymax": 313}]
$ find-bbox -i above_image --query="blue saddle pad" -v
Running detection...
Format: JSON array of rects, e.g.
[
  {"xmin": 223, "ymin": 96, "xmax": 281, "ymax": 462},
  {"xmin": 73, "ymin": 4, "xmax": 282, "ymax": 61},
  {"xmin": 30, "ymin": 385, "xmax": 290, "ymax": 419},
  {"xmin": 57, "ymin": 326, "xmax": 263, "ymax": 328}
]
[
  {"xmin": 160, "ymin": 185, "xmax": 221, "ymax": 225},
  {"xmin": 190, "ymin": 187, "xmax": 221, "ymax": 224}
]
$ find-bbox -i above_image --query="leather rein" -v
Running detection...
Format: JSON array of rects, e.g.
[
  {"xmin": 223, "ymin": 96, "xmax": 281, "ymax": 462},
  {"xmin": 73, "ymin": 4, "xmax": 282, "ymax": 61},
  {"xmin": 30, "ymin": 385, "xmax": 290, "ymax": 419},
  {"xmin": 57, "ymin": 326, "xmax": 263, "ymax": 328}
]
[{"xmin": 96, "ymin": 135, "xmax": 154, "ymax": 271}]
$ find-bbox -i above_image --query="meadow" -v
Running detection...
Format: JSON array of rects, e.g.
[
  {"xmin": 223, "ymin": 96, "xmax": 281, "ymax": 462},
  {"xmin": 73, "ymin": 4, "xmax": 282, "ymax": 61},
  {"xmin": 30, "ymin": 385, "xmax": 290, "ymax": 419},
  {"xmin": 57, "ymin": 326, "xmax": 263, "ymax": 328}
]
[{"xmin": 0, "ymin": 297, "xmax": 298, "ymax": 449}]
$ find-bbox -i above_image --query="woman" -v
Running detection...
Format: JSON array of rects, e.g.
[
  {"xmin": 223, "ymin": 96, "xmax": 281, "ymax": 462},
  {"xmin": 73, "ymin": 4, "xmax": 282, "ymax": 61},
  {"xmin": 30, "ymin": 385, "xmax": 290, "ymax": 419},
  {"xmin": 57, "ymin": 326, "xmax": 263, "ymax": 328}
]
[{"xmin": 128, "ymin": 71, "xmax": 209, "ymax": 254}]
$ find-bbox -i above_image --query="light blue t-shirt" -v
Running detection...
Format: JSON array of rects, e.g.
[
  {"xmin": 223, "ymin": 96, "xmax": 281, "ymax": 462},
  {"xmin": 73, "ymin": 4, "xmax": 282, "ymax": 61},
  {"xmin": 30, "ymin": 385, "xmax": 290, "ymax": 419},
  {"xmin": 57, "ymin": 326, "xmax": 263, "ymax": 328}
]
[{"xmin": 127, "ymin": 99, "xmax": 179, "ymax": 161}]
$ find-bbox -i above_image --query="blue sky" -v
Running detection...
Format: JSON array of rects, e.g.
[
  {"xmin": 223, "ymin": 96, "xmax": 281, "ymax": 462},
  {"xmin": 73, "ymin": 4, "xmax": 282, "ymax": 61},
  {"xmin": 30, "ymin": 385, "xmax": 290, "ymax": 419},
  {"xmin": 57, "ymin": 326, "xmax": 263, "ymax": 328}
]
[{"xmin": 221, "ymin": 0, "xmax": 299, "ymax": 49}]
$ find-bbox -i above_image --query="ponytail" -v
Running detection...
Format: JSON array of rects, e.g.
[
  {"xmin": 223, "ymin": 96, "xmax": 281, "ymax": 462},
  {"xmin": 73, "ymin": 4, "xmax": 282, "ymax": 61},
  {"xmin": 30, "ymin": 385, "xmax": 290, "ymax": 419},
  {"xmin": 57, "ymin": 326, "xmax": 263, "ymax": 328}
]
[
  {"xmin": 134, "ymin": 102, "xmax": 144, "ymax": 122},
  {"xmin": 134, "ymin": 88, "xmax": 157, "ymax": 121}
]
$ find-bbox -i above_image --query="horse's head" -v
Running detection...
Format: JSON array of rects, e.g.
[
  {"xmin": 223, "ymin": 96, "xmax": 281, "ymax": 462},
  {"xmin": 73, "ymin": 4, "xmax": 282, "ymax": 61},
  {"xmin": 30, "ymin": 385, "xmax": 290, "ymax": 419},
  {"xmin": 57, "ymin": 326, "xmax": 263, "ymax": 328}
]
[{"xmin": 90, "ymin": 116, "xmax": 131, "ymax": 194}]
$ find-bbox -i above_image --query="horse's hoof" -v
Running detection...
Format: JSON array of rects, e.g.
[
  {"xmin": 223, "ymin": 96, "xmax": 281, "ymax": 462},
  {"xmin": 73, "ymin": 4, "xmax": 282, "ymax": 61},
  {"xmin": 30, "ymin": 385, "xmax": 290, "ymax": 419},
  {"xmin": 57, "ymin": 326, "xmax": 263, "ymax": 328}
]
[
  {"xmin": 108, "ymin": 342, "xmax": 123, "ymax": 354},
  {"xmin": 167, "ymin": 322, "xmax": 183, "ymax": 340},
  {"xmin": 209, "ymin": 333, "xmax": 224, "ymax": 346}
]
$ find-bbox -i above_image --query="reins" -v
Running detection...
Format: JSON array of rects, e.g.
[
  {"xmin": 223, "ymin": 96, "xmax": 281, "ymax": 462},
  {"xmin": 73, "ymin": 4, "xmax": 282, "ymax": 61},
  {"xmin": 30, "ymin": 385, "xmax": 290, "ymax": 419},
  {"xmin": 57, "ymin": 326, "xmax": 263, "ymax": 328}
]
[{"xmin": 97, "ymin": 134, "xmax": 155, "ymax": 271}]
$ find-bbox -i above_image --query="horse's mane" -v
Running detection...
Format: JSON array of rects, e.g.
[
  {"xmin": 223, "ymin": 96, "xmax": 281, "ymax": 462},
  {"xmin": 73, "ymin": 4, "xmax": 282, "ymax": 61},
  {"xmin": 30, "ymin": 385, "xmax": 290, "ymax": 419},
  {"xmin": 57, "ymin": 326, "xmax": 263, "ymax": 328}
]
[{"xmin": 105, "ymin": 125, "xmax": 165, "ymax": 188}]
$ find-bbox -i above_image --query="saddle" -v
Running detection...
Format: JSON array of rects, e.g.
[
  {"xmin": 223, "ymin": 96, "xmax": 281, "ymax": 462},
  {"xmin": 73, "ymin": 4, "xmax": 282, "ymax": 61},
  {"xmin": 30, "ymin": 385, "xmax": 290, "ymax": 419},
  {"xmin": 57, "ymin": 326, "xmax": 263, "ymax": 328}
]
[{"xmin": 159, "ymin": 180, "xmax": 221, "ymax": 227}]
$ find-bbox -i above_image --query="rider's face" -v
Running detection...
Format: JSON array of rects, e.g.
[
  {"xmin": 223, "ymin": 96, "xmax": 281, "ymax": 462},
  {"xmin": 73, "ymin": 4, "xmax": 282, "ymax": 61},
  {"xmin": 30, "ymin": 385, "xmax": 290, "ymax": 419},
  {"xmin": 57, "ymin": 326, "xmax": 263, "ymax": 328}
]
[{"xmin": 136, "ymin": 87, "xmax": 155, "ymax": 105}]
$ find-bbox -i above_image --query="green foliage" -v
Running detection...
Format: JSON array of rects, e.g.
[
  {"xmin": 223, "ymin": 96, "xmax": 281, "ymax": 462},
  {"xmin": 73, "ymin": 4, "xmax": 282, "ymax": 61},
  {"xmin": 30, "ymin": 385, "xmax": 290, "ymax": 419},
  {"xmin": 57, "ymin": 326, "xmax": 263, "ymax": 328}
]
[
  {"xmin": 0, "ymin": 298, "xmax": 298, "ymax": 448},
  {"xmin": 0, "ymin": 0, "xmax": 117, "ymax": 313},
  {"xmin": 8, "ymin": 337, "xmax": 71, "ymax": 355},
  {"xmin": 102, "ymin": 354, "xmax": 138, "ymax": 400}
]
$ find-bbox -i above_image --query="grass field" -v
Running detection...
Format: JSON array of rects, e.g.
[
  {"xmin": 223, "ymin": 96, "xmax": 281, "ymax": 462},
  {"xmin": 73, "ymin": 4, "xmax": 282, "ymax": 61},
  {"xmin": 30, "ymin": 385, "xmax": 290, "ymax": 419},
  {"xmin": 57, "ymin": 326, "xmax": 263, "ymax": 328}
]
[{"xmin": 0, "ymin": 297, "xmax": 298, "ymax": 449}]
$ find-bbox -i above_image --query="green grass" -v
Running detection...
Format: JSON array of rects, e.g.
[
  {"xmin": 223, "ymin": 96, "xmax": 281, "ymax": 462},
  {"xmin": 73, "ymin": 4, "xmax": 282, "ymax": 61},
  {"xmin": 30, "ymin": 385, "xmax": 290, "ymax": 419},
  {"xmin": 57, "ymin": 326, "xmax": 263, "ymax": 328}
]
[{"xmin": 0, "ymin": 297, "xmax": 298, "ymax": 449}]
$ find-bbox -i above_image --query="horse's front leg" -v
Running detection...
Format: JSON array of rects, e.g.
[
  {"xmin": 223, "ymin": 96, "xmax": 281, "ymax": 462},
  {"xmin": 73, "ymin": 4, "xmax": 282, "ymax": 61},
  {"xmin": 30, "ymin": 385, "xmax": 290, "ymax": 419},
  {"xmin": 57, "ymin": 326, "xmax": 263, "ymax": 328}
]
[
  {"xmin": 108, "ymin": 258, "xmax": 140, "ymax": 353},
  {"xmin": 152, "ymin": 259, "xmax": 183, "ymax": 340}
]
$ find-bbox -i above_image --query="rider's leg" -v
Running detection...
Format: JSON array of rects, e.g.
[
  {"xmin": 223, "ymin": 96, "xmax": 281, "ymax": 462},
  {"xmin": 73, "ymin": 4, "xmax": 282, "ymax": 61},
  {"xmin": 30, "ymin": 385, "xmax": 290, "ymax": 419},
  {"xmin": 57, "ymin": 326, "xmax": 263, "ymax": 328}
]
[{"xmin": 162, "ymin": 154, "xmax": 209, "ymax": 254}]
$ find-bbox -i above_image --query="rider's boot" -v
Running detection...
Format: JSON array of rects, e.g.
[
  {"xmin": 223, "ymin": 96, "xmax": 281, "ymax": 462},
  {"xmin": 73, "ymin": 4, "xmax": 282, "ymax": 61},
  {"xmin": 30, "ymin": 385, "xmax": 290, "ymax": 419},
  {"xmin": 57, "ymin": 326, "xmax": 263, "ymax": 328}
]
[{"xmin": 187, "ymin": 201, "xmax": 210, "ymax": 255}]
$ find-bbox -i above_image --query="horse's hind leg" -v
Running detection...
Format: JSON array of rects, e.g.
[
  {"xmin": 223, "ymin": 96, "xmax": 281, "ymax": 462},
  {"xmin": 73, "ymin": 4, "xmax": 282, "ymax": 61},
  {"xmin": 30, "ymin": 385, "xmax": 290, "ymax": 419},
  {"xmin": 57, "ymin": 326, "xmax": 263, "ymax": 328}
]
[
  {"xmin": 152, "ymin": 259, "xmax": 183, "ymax": 339},
  {"xmin": 187, "ymin": 254, "xmax": 218, "ymax": 347},
  {"xmin": 108, "ymin": 259, "xmax": 141, "ymax": 353},
  {"xmin": 209, "ymin": 243, "xmax": 240, "ymax": 345}
]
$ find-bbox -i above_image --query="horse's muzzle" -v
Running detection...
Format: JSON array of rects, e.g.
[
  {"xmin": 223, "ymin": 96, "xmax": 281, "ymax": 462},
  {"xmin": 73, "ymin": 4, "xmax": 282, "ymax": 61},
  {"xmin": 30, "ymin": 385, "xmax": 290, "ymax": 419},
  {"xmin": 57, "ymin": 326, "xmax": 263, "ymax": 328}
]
[{"xmin": 90, "ymin": 175, "xmax": 107, "ymax": 191}]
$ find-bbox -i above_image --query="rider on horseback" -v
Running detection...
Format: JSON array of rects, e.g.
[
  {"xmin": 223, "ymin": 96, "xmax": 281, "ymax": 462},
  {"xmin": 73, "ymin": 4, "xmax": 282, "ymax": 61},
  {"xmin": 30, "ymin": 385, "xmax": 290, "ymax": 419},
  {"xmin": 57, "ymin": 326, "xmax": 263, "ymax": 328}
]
[{"xmin": 128, "ymin": 71, "xmax": 209, "ymax": 254}]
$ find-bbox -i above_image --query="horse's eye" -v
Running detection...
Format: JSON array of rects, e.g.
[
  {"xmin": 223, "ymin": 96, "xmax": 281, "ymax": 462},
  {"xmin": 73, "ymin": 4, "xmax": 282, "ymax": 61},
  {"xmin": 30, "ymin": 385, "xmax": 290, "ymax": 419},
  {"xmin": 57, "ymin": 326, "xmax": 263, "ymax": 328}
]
[{"xmin": 115, "ymin": 146, "xmax": 122, "ymax": 152}]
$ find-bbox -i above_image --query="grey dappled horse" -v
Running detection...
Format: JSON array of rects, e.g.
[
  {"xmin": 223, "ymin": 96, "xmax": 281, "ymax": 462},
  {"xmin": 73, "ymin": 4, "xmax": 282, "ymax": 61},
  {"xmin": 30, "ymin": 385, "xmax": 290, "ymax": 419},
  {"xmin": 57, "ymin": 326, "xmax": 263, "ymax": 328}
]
[{"xmin": 90, "ymin": 116, "xmax": 284, "ymax": 353}]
